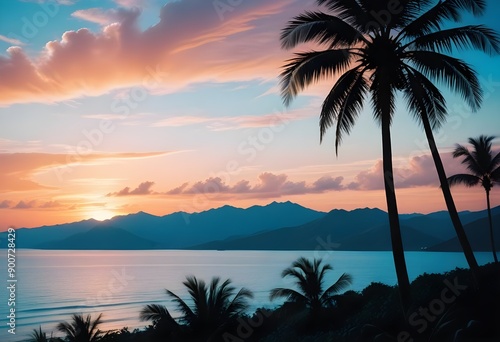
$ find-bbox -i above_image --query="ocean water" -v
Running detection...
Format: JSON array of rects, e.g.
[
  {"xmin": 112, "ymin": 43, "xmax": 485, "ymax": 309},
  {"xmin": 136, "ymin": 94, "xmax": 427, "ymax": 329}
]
[{"xmin": 0, "ymin": 249, "xmax": 494, "ymax": 341}]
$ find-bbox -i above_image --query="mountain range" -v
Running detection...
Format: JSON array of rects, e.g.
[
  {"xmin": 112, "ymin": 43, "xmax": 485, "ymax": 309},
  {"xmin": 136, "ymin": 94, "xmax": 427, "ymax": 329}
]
[{"xmin": 1, "ymin": 201, "xmax": 499, "ymax": 252}]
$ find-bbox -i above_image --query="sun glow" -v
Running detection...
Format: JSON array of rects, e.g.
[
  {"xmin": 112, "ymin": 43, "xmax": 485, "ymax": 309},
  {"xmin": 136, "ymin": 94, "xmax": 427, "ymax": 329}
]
[{"xmin": 86, "ymin": 209, "xmax": 116, "ymax": 221}]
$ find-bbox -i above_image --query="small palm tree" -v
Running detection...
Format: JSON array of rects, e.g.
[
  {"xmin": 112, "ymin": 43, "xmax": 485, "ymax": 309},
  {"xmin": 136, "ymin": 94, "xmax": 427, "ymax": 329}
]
[
  {"xmin": 448, "ymin": 135, "xmax": 500, "ymax": 263},
  {"xmin": 56, "ymin": 313, "xmax": 104, "ymax": 342},
  {"xmin": 270, "ymin": 257, "xmax": 352, "ymax": 318},
  {"xmin": 140, "ymin": 276, "xmax": 253, "ymax": 340},
  {"xmin": 30, "ymin": 326, "xmax": 49, "ymax": 342}
]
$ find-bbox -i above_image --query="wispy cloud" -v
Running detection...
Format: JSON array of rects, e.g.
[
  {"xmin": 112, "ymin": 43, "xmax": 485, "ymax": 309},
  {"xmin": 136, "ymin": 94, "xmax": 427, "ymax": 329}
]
[
  {"xmin": 0, "ymin": 152, "xmax": 168, "ymax": 192},
  {"xmin": 0, "ymin": 138, "xmax": 43, "ymax": 153},
  {"xmin": 151, "ymin": 107, "xmax": 314, "ymax": 131},
  {"xmin": 0, "ymin": 35, "xmax": 25, "ymax": 46},
  {"xmin": 71, "ymin": 8, "xmax": 128, "ymax": 25}
]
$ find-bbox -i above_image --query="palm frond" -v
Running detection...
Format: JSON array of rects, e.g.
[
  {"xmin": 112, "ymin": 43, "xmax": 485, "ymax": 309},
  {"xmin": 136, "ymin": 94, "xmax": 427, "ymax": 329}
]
[
  {"xmin": 225, "ymin": 287, "xmax": 253, "ymax": 317},
  {"xmin": 269, "ymin": 287, "xmax": 308, "ymax": 303},
  {"xmin": 88, "ymin": 313, "xmax": 103, "ymax": 341},
  {"xmin": 316, "ymin": 0, "xmax": 369, "ymax": 31},
  {"xmin": 401, "ymin": 0, "xmax": 461, "ymax": 38},
  {"xmin": 409, "ymin": 25, "xmax": 500, "ymax": 55},
  {"xmin": 319, "ymin": 68, "xmax": 367, "ymax": 153},
  {"xmin": 402, "ymin": 66, "xmax": 447, "ymax": 130},
  {"xmin": 140, "ymin": 304, "xmax": 173, "ymax": 322},
  {"xmin": 491, "ymin": 150, "xmax": 500, "ymax": 171},
  {"xmin": 280, "ymin": 49, "xmax": 353, "ymax": 106},
  {"xmin": 56, "ymin": 314, "xmax": 103, "ymax": 342},
  {"xmin": 30, "ymin": 326, "xmax": 48, "ymax": 342},
  {"xmin": 407, "ymin": 51, "xmax": 482, "ymax": 111},
  {"xmin": 320, "ymin": 272, "xmax": 353, "ymax": 304},
  {"xmin": 447, "ymin": 174, "xmax": 481, "ymax": 187},
  {"xmin": 402, "ymin": 0, "xmax": 487, "ymax": 40},
  {"xmin": 56, "ymin": 321, "xmax": 76, "ymax": 339},
  {"xmin": 453, "ymin": 143, "xmax": 483, "ymax": 175},
  {"xmin": 281, "ymin": 11, "xmax": 366, "ymax": 50},
  {"xmin": 469, "ymin": 135, "xmax": 494, "ymax": 173},
  {"xmin": 491, "ymin": 165, "xmax": 500, "ymax": 183},
  {"xmin": 166, "ymin": 288, "xmax": 196, "ymax": 325}
]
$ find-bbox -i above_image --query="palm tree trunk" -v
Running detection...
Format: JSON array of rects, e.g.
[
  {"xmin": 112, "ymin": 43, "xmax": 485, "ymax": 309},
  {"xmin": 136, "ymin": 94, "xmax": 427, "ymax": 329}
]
[
  {"xmin": 381, "ymin": 114, "xmax": 411, "ymax": 312},
  {"xmin": 420, "ymin": 115, "xmax": 480, "ymax": 278},
  {"xmin": 486, "ymin": 189, "xmax": 498, "ymax": 263}
]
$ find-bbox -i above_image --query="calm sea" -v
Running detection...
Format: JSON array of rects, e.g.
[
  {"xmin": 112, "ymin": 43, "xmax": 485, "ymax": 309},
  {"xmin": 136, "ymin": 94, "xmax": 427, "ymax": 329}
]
[{"xmin": 0, "ymin": 250, "xmax": 494, "ymax": 341}]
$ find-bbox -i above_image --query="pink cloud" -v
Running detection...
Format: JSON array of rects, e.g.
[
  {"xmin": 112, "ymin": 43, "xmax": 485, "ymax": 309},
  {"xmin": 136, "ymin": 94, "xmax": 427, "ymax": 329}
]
[
  {"xmin": 0, "ymin": 200, "xmax": 12, "ymax": 208},
  {"xmin": 39, "ymin": 200, "xmax": 64, "ymax": 208},
  {"xmin": 348, "ymin": 153, "xmax": 470, "ymax": 190},
  {"xmin": 108, "ymin": 181, "xmax": 155, "ymax": 196},
  {"xmin": 2, "ymin": 199, "xmax": 66, "ymax": 210},
  {"xmin": 0, "ymin": 0, "xmax": 317, "ymax": 105},
  {"xmin": 13, "ymin": 200, "xmax": 37, "ymax": 209},
  {"xmin": 166, "ymin": 182, "xmax": 189, "ymax": 195},
  {"xmin": 164, "ymin": 172, "xmax": 345, "ymax": 198}
]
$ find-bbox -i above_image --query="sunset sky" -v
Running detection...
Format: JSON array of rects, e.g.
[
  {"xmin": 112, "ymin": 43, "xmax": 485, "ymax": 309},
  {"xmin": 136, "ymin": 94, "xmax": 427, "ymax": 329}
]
[{"xmin": 1, "ymin": 0, "xmax": 499, "ymax": 229}]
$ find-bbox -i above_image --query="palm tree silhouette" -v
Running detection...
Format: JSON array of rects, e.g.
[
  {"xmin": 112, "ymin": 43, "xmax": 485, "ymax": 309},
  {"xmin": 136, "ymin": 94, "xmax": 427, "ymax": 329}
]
[
  {"xmin": 30, "ymin": 326, "xmax": 49, "ymax": 342},
  {"xmin": 140, "ymin": 276, "xmax": 253, "ymax": 341},
  {"xmin": 448, "ymin": 135, "xmax": 500, "ymax": 263},
  {"xmin": 270, "ymin": 257, "xmax": 352, "ymax": 319},
  {"xmin": 279, "ymin": 0, "xmax": 499, "ymax": 308},
  {"xmin": 30, "ymin": 326, "xmax": 63, "ymax": 342},
  {"xmin": 56, "ymin": 313, "xmax": 104, "ymax": 342}
]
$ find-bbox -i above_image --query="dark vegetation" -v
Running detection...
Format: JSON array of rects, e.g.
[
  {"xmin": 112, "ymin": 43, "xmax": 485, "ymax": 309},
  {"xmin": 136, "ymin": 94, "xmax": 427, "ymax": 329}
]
[{"xmin": 30, "ymin": 260, "xmax": 500, "ymax": 342}]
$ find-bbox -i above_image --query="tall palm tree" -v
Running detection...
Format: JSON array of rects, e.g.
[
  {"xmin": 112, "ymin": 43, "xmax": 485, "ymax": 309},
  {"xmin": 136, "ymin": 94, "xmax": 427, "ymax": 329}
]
[
  {"xmin": 280, "ymin": 0, "xmax": 499, "ymax": 308},
  {"xmin": 448, "ymin": 135, "xmax": 500, "ymax": 263},
  {"xmin": 56, "ymin": 313, "xmax": 104, "ymax": 342},
  {"xmin": 270, "ymin": 257, "xmax": 352, "ymax": 318},
  {"xmin": 140, "ymin": 276, "xmax": 253, "ymax": 340}
]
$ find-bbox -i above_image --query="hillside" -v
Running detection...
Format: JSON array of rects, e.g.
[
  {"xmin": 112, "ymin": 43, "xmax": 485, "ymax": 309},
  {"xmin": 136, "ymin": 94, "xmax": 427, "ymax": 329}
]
[
  {"xmin": 36, "ymin": 226, "xmax": 159, "ymax": 250},
  {"xmin": 429, "ymin": 213, "xmax": 500, "ymax": 252},
  {"xmin": 191, "ymin": 208, "xmax": 442, "ymax": 251}
]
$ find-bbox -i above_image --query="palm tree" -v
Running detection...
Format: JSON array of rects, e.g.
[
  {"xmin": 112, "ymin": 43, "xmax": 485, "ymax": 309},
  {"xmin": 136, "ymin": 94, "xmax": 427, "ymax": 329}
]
[
  {"xmin": 140, "ymin": 276, "xmax": 253, "ymax": 340},
  {"xmin": 30, "ymin": 327, "xmax": 63, "ymax": 342},
  {"xmin": 448, "ymin": 135, "xmax": 500, "ymax": 263},
  {"xmin": 30, "ymin": 326, "xmax": 51, "ymax": 342},
  {"xmin": 56, "ymin": 313, "xmax": 104, "ymax": 342},
  {"xmin": 270, "ymin": 257, "xmax": 352, "ymax": 318},
  {"xmin": 279, "ymin": 0, "xmax": 499, "ymax": 308}
]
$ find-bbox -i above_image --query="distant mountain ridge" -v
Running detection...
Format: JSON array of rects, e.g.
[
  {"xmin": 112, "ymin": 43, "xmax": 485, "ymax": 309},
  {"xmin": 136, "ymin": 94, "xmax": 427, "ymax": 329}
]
[
  {"xmin": 0, "ymin": 201, "xmax": 324, "ymax": 249},
  {"xmin": 1, "ymin": 202, "xmax": 498, "ymax": 252},
  {"xmin": 191, "ymin": 207, "xmax": 442, "ymax": 251}
]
